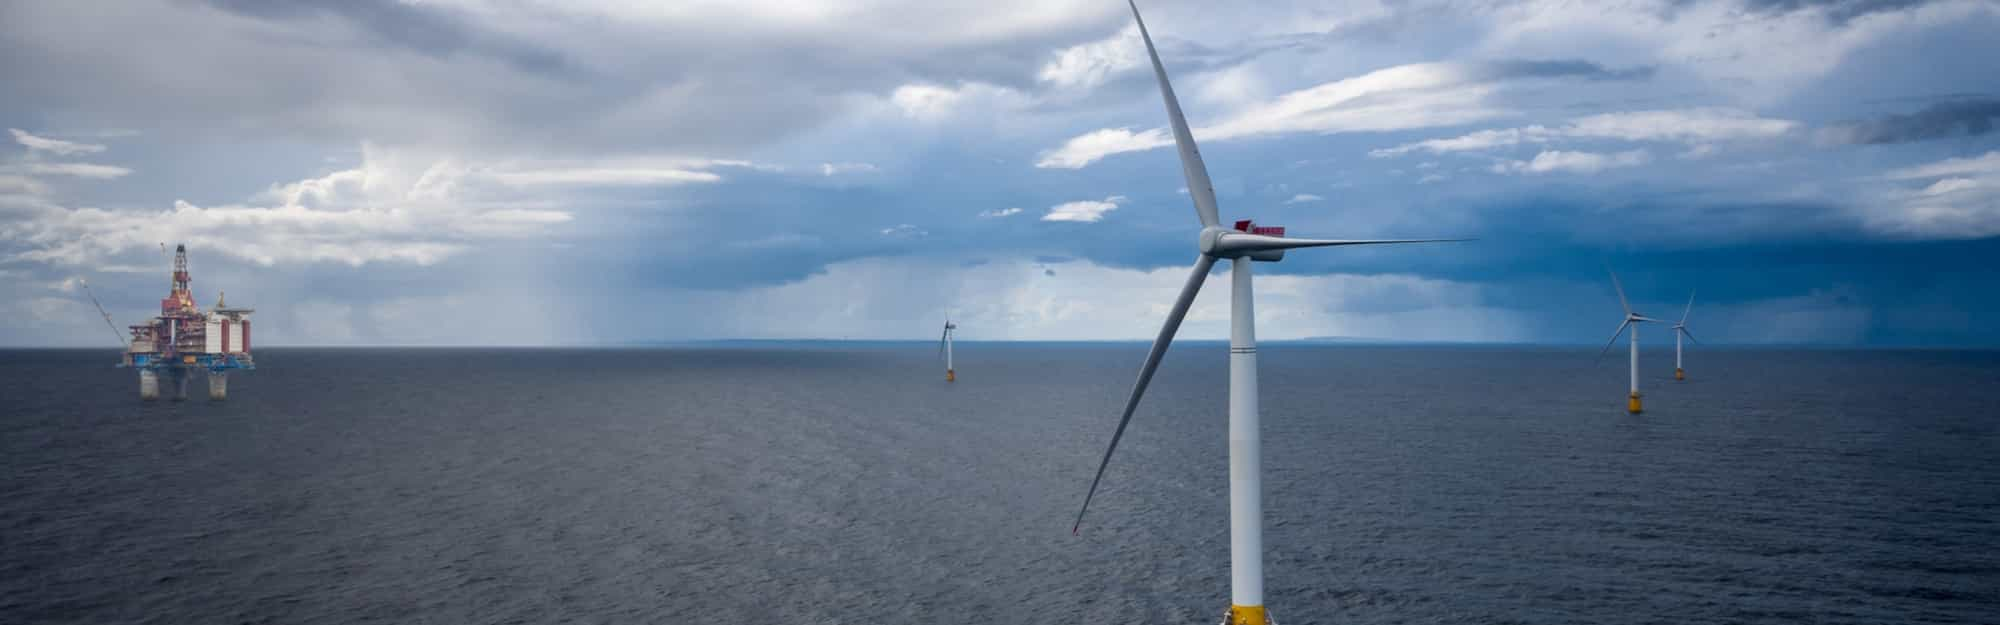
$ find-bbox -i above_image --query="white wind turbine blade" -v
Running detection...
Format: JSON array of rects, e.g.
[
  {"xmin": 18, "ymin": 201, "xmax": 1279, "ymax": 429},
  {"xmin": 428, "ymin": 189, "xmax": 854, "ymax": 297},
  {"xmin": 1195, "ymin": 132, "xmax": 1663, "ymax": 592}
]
[
  {"xmin": 1633, "ymin": 315, "xmax": 1666, "ymax": 323},
  {"xmin": 1680, "ymin": 289, "xmax": 1696, "ymax": 326},
  {"xmin": 1679, "ymin": 327, "xmax": 1700, "ymax": 344},
  {"xmin": 1213, "ymin": 234, "xmax": 1473, "ymax": 255},
  {"xmin": 1596, "ymin": 319, "xmax": 1631, "ymax": 362},
  {"xmin": 1129, "ymin": 0, "xmax": 1219, "ymax": 229},
  {"xmin": 1608, "ymin": 268, "xmax": 1632, "ymax": 316},
  {"xmin": 1074, "ymin": 254, "xmax": 1217, "ymax": 534}
]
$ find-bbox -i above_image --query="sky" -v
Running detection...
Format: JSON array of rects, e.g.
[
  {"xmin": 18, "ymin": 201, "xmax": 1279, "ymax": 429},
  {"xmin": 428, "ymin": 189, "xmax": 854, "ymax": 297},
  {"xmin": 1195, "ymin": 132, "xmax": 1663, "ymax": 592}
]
[{"xmin": 2, "ymin": 0, "xmax": 1997, "ymax": 347}]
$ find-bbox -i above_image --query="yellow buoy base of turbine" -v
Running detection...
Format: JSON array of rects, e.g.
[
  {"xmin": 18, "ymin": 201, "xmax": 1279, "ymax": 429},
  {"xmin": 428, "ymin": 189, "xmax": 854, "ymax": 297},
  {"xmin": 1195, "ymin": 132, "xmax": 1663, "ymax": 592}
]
[
  {"xmin": 1628, "ymin": 392, "xmax": 1643, "ymax": 414},
  {"xmin": 946, "ymin": 369, "xmax": 955, "ymax": 382},
  {"xmin": 1675, "ymin": 368, "xmax": 1685, "ymax": 381},
  {"xmin": 1226, "ymin": 605, "xmax": 1269, "ymax": 625}
]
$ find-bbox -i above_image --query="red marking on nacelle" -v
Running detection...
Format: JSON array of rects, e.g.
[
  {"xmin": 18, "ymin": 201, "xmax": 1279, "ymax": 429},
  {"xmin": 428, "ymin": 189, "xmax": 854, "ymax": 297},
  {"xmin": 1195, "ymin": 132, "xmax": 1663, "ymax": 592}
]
[
  {"xmin": 1234, "ymin": 219, "xmax": 1253, "ymax": 231},
  {"xmin": 1252, "ymin": 226, "xmax": 1286, "ymax": 237}
]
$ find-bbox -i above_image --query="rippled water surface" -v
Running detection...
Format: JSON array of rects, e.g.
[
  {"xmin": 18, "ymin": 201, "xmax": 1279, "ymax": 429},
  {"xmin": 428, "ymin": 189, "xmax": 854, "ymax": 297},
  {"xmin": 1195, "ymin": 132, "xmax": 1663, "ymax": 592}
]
[{"xmin": 4, "ymin": 345, "xmax": 1998, "ymax": 624}]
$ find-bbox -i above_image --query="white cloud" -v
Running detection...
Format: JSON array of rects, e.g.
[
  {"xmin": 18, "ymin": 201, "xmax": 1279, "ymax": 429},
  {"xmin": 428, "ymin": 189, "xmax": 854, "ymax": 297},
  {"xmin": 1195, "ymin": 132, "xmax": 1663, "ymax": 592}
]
[
  {"xmin": 879, "ymin": 223, "xmax": 926, "ymax": 237},
  {"xmin": 1884, "ymin": 151, "xmax": 2000, "ymax": 181},
  {"xmin": 1037, "ymin": 62, "xmax": 1529, "ymax": 169},
  {"xmin": 0, "ymin": 174, "xmax": 49, "ymax": 196},
  {"xmin": 1285, "ymin": 193, "xmax": 1324, "ymax": 204},
  {"xmin": 491, "ymin": 167, "xmax": 719, "ymax": 186},
  {"xmin": 887, "ymin": 82, "xmax": 1028, "ymax": 122},
  {"xmin": 978, "ymin": 207, "xmax": 1024, "ymax": 218},
  {"xmin": 1373, "ymin": 108, "xmax": 1799, "ymax": 157},
  {"xmin": 9, "ymin": 129, "xmax": 105, "ymax": 156},
  {"xmin": 1037, "ymin": 24, "xmax": 1141, "ymax": 90},
  {"xmin": 820, "ymin": 162, "xmax": 878, "ymax": 176},
  {"xmin": 1491, "ymin": 149, "xmax": 1650, "ymax": 174},
  {"xmin": 1564, "ymin": 108, "xmax": 1799, "ymax": 143},
  {"xmin": 1920, "ymin": 177, "xmax": 1978, "ymax": 196},
  {"xmin": 891, "ymin": 84, "xmax": 964, "ymax": 120},
  {"xmin": 1041, "ymin": 194, "xmax": 1126, "ymax": 222},
  {"xmin": 1860, "ymin": 150, "xmax": 2000, "ymax": 239},
  {"xmin": 1036, "ymin": 127, "xmax": 1171, "ymax": 169},
  {"xmin": 3, "ymin": 146, "xmax": 580, "ymax": 268},
  {"xmin": 1373, "ymin": 127, "xmax": 1539, "ymax": 157},
  {"xmin": 23, "ymin": 162, "xmax": 132, "ymax": 179}
]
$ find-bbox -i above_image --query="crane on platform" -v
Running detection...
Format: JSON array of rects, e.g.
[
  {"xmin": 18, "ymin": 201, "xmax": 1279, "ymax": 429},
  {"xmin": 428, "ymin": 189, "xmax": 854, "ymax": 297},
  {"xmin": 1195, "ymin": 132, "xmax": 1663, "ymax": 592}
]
[{"xmin": 78, "ymin": 279, "xmax": 127, "ymax": 348}]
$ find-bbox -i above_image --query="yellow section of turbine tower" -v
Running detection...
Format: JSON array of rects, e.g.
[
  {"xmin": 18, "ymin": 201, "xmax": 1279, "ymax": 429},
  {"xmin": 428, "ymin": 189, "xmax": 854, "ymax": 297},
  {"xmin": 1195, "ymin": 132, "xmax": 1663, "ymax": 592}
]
[
  {"xmin": 1675, "ymin": 368, "xmax": 1685, "ymax": 380},
  {"xmin": 1228, "ymin": 605, "xmax": 1269, "ymax": 625},
  {"xmin": 1627, "ymin": 392, "xmax": 1643, "ymax": 414},
  {"xmin": 946, "ymin": 369, "xmax": 955, "ymax": 382}
]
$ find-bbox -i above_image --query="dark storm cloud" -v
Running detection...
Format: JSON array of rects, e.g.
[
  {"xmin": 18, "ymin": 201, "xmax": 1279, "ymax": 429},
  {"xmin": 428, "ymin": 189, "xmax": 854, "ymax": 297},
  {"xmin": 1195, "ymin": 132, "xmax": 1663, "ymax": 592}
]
[
  {"xmin": 199, "ymin": 0, "xmax": 577, "ymax": 77},
  {"xmin": 1737, "ymin": 0, "xmax": 1935, "ymax": 21},
  {"xmin": 1668, "ymin": 0, "xmax": 1938, "ymax": 22},
  {"xmin": 1480, "ymin": 60, "xmax": 1656, "ymax": 83},
  {"xmin": 1819, "ymin": 98, "xmax": 2000, "ymax": 145}
]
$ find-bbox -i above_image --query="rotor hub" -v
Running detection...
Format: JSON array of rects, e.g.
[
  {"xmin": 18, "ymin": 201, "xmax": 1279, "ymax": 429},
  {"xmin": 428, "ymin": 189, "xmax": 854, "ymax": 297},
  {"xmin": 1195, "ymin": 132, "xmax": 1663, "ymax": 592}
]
[{"xmin": 1198, "ymin": 226, "xmax": 1228, "ymax": 257}]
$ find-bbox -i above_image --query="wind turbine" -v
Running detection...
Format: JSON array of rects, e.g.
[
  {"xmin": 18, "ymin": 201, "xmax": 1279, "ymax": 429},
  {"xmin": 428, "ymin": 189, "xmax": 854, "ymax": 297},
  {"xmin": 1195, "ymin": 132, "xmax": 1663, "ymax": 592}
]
[
  {"xmin": 1598, "ymin": 269, "xmax": 1665, "ymax": 413},
  {"xmin": 1072, "ymin": 4, "xmax": 1465, "ymax": 624},
  {"xmin": 1673, "ymin": 290, "xmax": 1698, "ymax": 380},
  {"xmin": 939, "ymin": 319, "xmax": 957, "ymax": 382}
]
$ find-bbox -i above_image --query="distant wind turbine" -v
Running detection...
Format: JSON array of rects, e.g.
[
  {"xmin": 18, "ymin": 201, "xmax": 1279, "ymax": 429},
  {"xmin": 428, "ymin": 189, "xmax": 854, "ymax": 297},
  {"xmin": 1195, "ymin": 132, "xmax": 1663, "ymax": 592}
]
[
  {"xmin": 939, "ymin": 318, "xmax": 957, "ymax": 382},
  {"xmin": 1071, "ymin": 3, "xmax": 1467, "ymax": 624},
  {"xmin": 1673, "ymin": 290, "xmax": 1698, "ymax": 380},
  {"xmin": 1599, "ymin": 269, "xmax": 1664, "ymax": 413}
]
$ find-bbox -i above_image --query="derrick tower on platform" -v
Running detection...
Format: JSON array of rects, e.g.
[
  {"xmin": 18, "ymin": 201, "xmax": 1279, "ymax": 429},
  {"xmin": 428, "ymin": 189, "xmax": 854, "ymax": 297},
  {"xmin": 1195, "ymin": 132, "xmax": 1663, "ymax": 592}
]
[{"xmin": 118, "ymin": 244, "xmax": 256, "ymax": 400}]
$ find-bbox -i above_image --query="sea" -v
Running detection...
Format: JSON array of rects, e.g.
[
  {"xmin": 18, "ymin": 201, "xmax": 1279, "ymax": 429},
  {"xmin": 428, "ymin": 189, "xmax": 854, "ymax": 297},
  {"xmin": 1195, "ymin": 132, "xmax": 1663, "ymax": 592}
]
[{"xmin": 3, "ymin": 345, "xmax": 1997, "ymax": 624}]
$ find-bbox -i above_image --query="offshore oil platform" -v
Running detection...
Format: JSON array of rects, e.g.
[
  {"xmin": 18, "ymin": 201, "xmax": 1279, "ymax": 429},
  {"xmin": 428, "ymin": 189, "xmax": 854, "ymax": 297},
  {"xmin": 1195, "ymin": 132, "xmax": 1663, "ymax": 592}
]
[{"xmin": 114, "ymin": 244, "xmax": 255, "ymax": 401}]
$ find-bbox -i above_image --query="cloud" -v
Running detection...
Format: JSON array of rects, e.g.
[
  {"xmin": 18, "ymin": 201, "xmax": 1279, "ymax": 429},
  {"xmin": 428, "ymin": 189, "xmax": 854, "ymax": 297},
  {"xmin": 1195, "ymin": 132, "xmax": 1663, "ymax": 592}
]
[
  {"xmin": 1884, "ymin": 150, "xmax": 2000, "ymax": 180},
  {"xmin": 1711, "ymin": 286, "xmax": 1870, "ymax": 344},
  {"xmin": 1736, "ymin": 0, "xmax": 1939, "ymax": 24},
  {"xmin": 820, "ymin": 162, "xmax": 878, "ymax": 176},
  {"xmin": 197, "ymin": 0, "xmax": 578, "ymax": 76},
  {"xmin": 9, "ymin": 129, "xmax": 106, "ymax": 156},
  {"xmin": 0, "ymin": 174, "xmax": 50, "ymax": 196},
  {"xmin": 879, "ymin": 223, "xmax": 927, "ymax": 238},
  {"xmin": 1036, "ymin": 127, "xmax": 1171, "ymax": 169},
  {"xmin": 490, "ymin": 167, "xmax": 720, "ymax": 186},
  {"xmin": 888, "ymin": 82, "xmax": 1030, "ymax": 121},
  {"xmin": 696, "ymin": 256, "xmax": 1524, "ymax": 342},
  {"xmin": 2, "ymin": 0, "xmax": 1118, "ymax": 157},
  {"xmin": 5, "ymin": 0, "xmax": 1999, "ymax": 347},
  {"xmin": 1037, "ymin": 60, "xmax": 1646, "ymax": 169},
  {"xmin": 1373, "ymin": 108, "xmax": 1799, "ymax": 157},
  {"xmin": 1478, "ymin": 0, "xmax": 1994, "ymax": 106},
  {"xmin": 1859, "ymin": 150, "xmax": 2000, "ymax": 238},
  {"xmin": 22, "ymin": 163, "xmax": 132, "ymax": 179},
  {"xmin": 1491, "ymin": 149, "xmax": 1651, "ymax": 174},
  {"xmin": 1285, "ymin": 193, "xmax": 1324, "ymax": 204},
  {"xmin": 1041, "ymin": 195, "xmax": 1126, "ymax": 222},
  {"xmin": 1817, "ymin": 98, "xmax": 2000, "ymax": 145},
  {"xmin": 1037, "ymin": 24, "xmax": 1141, "ymax": 90},
  {"xmin": 2, "ymin": 146, "xmax": 576, "ymax": 267}
]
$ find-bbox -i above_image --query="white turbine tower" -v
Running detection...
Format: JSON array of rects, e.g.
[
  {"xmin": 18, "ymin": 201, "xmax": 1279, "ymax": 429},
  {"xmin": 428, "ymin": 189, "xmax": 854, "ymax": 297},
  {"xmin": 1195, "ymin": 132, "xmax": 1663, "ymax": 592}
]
[
  {"xmin": 1673, "ymin": 290, "xmax": 1698, "ymax": 380},
  {"xmin": 1072, "ymin": 4, "xmax": 1465, "ymax": 624},
  {"xmin": 939, "ymin": 319, "xmax": 957, "ymax": 382},
  {"xmin": 1598, "ymin": 270, "xmax": 1665, "ymax": 413}
]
